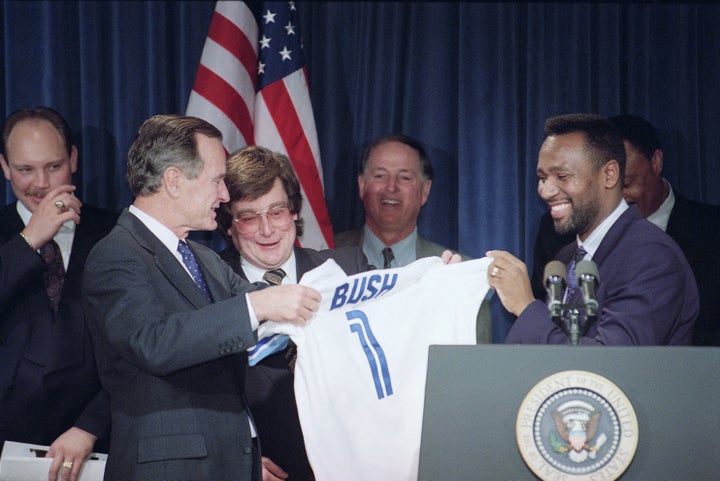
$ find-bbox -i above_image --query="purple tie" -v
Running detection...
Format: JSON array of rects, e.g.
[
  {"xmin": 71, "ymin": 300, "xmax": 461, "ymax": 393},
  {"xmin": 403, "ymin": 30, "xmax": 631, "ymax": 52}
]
[
  {"xmin": 40, "ymin": 240, "xmax": 65, "ymax": 316},
  {"xmin": 565, "ymin": 246, "xmax": 587, "ymax": 304}
]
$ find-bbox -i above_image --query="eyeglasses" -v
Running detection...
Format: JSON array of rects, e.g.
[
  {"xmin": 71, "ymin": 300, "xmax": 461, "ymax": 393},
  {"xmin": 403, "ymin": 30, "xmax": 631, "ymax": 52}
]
[{"xmin": 232, "ymin": 204, "xmax": 294, "ymax": 234}]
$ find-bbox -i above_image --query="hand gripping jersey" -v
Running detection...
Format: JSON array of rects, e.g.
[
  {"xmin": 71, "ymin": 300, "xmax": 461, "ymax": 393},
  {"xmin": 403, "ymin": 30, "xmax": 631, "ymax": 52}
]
[{"xmin": 257, "ymin": 256, "xmax": 492, "ymax": 481}]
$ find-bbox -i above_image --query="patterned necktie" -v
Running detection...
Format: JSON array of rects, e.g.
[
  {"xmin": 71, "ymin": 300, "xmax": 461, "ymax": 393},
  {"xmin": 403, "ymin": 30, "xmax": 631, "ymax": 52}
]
[
  {"xmin": 565, "ymin": 245, "xmax": 587, "ymax": 303},
  {"xmin": 40, "ymin": 240, "xmax": 65, "ymax": 316},
  {"xmin": 263, "ymin": 269, "xmax": 297, "ymax": 370},
  {"xmin": 263, "ymin": 268, "xmax": 286, "ymax": 286},
  {"xmin": 382, "ymin": 247, "xmax": 395, "ymax": 269},
  {"xmin": 177, "ymin": 240, "xmax": 212, "ymax": 302}
]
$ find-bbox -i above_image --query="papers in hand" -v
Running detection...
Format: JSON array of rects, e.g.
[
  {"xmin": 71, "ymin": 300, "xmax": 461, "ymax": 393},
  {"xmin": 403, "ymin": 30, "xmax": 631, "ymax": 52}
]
[{"xmin": 0, "ymin": 441, "xmax": 107, "ymax": 481}]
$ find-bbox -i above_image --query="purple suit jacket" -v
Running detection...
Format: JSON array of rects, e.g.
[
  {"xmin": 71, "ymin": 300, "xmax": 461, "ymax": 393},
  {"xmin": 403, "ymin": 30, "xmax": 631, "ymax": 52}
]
[{"xmin": 506, "ymin": 206, "xmax": 699, "ymax": 345}]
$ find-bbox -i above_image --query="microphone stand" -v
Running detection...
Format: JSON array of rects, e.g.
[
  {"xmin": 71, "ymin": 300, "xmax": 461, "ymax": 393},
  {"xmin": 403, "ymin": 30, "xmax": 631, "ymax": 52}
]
[
  {"xmin": 568, "ymin": 308, "xmax": 581, "ymax": 346},
  {"xmin": 543, "ymin": 259, "xmax": 600, "ymax": 346},
  {"xmin": 554, "ymin": 305, "xmax": 595, "ymax": 346}
]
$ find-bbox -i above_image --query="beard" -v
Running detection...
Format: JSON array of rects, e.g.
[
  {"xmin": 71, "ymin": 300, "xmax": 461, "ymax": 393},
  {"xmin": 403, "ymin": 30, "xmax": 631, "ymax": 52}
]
[{"xmin": 553, "ymin": 195, "xmax": 600, "ymax": 236}]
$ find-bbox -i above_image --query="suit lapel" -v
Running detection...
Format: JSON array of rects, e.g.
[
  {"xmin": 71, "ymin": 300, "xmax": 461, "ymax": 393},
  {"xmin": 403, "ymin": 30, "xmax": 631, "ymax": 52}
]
[
  {"xmin": 0, "ymin": 206, "xmax": 79, "ymax": 376},
  {"xmin": 343, "ymin": 228, "xmax": 364, "ymax": 248},
  {"xmin": 0, "ymin": 204, "xmax": 25, "ymax": 238},
  {"xmin": 591, "ymin": 207, "xmax": 640, "ymax": 268},
  {"xmin": 415, "ymin": 236, "xmax": 429, "ymax": 258},
  {"xmin": 119, "ymin": 210, "xmax": 211, "ymax": 309},
  {"xmin": 555, "ymin": 208, "xmax": 640, "ymax": 311},
  {"xmin": 46, "ymin": 221, "xmax": 90, "ymax": 374},
  {"xmin": 221, "ymin": 246, "xmax": 245, "ymax": 278},
  {"xmin": 158, "ymin": 245, "xmax": 212, "ymax": 308},
  {"xmin": 192, "ymin": 240, "xmax": 233, "ymax": 303},
  {"xmin": 294, "ymin": 246, "xmax": 315, "ymax": 280},
  {"xmin": 665, "ymin": 193, "xmax": 687, "ymax": 240},
  {"xmin": 2, "ymin": 207, "xmax": 57, "ymax": 375}
]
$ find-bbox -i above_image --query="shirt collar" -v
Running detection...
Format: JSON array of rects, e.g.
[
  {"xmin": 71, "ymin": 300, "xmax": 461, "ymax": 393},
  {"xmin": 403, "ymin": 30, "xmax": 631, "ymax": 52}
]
[
  {"xmin": 577, "ymin": 199, "xmax": 629, "ymax": 260},
  {"xmin": 241, "ymin": 250, "xmax": 297, "ymax": 284},
  {"xmin": 646, "ymin": 178, "xmax": 675, "ymax": 232},
  {"xmin": 361, "ymin": 225, "xmax": 417, "ymax": 268},
  {"xmin": 129, "ymin": 204, "xmax": 183, "ymax": 260}
]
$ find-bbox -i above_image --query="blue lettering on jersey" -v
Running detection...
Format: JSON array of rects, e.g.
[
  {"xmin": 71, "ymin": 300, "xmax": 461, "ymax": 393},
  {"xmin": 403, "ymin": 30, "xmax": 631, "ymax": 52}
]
[
  {"xmin": 347, "ymin": 276, "xmax": 367, "ymax": 304},
  {"xmin": 346, "ymin": 309, "xmax": 393, "ymax": 399},
  {"xmin": 330, "ymin": 273, "xmax": 398, "ymax": 311}
]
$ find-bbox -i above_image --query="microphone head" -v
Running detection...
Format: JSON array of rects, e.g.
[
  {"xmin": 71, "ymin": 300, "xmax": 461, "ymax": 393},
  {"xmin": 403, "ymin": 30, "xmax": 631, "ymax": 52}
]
[
  {"xmin": 544, "ymin": 260, "xmax": 567, "ymax": 288},
  {"xmin": 575, "ymin": 260, "xmax": 600, "ymax": 284}
]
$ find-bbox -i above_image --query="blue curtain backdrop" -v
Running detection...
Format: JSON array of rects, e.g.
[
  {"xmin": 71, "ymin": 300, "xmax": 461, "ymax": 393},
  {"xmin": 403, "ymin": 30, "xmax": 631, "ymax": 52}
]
[{"xmin": 3, "ymin": 2, "xmax": 719, "ymax": 341}]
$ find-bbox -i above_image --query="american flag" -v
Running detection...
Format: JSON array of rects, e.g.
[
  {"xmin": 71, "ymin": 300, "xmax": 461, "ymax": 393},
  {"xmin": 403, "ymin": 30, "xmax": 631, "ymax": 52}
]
[{"xmin": 186, "ymin": 0, "xmax": 333, "ymax": 249}]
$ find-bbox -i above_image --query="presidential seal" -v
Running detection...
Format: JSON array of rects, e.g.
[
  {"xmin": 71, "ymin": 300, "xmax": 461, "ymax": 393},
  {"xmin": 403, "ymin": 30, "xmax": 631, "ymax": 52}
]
[{"xmin": 516, "ymin": 370, "xmax": 638, "ymax": 481}]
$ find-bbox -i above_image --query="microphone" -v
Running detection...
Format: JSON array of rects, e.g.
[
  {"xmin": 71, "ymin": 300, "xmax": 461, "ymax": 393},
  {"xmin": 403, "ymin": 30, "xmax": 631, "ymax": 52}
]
[
  {"xmin": 544, "ymin": 261, "xmax": 568, "ymax": 335},
  {"xmin": 575, "ymin": 260, "xmax": 600, "ymax": 319}
]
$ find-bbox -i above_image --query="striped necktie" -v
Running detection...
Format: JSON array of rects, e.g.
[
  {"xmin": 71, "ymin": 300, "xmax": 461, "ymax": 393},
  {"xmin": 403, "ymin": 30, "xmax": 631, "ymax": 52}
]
[{"xmin": 263, "ymin": 268, "xmax": 286, "ymax": 286}]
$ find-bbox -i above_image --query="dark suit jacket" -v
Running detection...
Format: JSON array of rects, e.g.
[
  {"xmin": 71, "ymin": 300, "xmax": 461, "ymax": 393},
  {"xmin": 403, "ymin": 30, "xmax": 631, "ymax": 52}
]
[
  {"xmin": 0, "ymin": 203, "xmax": 115, "ymax": 450},
  {"xmin": 84, "ymin": 209, "xmax": 263, "ymax": 481},
  {"xmin": 531, "ymin": 193, "xmax": 720, "ymax": 345},
  {"xmin": 334, "ymin": 227, "xmax": 493, "ymax": 344},
  {"xmin": 507, "ymin": 206, "xmax": 698, "ymax": 345},
  {"xmin": 665, "ymin": 193, "xmax": 720, "ymax": 345},
  {"xmin": 219, "ymin": 245, "xmax": 370, "ymax": 481}
]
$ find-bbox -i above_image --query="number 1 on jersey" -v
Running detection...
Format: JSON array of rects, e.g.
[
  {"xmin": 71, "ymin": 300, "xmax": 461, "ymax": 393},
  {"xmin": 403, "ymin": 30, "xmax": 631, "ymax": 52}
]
[{"xmin": 346, "ymin": 310, "xmax": 394, "ymax": 399}]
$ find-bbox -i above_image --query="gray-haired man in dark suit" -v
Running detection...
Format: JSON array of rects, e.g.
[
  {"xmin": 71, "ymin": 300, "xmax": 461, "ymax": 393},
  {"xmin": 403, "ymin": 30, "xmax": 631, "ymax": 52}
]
[{"xmin": 83, "ymin": 115, "xmax": 320, "ymax": 481}]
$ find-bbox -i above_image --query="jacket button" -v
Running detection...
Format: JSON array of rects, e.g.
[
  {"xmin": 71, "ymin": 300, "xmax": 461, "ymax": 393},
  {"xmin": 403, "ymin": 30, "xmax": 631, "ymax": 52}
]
[{"xmin": 244, "ymin": 446, "xmax": 252, "ymax": 454}]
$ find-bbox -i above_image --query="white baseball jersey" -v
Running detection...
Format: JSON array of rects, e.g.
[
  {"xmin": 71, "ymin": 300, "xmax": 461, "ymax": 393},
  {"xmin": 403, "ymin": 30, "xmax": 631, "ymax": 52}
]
[{"xmin": 257, "ymin": 256, "xmax": 492, "ymax": 481}]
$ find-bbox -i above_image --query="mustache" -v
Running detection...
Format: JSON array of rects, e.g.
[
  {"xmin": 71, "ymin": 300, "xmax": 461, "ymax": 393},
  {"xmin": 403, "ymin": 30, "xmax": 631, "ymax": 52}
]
[{"xmin": 24, "ymin": 189, "xmax": 49, "ymax": 198}]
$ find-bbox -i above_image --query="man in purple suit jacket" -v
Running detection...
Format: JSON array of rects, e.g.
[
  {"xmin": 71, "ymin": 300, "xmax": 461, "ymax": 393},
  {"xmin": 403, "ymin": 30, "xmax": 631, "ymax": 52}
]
[{"xmin": 487, "ymin": 114, "xmax": 698, "ymax": 345}]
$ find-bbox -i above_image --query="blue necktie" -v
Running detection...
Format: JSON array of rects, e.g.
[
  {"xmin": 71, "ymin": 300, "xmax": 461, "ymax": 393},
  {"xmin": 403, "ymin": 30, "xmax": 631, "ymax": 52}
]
[{"xmin": 177, "ymin": 240, "xmax": 212, "ymax": 302}]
